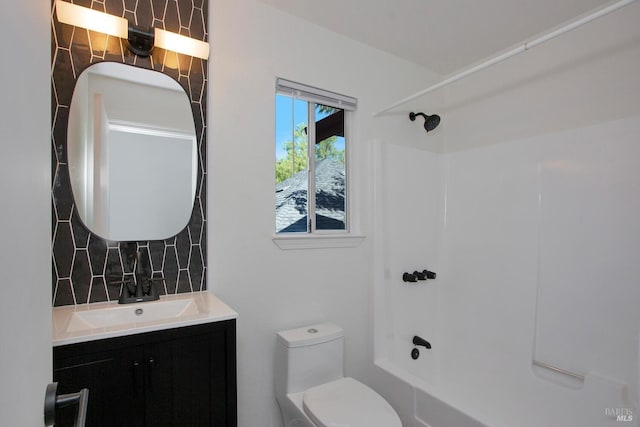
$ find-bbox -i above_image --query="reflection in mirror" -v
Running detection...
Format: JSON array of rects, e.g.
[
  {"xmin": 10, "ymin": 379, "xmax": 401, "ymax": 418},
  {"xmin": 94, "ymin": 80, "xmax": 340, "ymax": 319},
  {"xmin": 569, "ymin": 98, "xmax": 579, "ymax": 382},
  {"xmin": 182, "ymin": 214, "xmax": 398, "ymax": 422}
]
[{"xmin": 68, "ymin": 62, "xmax": 197, "ymax": 241}]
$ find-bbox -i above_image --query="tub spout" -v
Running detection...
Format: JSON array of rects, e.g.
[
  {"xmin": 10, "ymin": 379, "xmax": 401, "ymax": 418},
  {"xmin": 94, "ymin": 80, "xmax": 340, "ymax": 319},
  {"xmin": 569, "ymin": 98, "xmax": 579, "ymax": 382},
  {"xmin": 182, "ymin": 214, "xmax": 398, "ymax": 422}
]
[{"xmin": 413, "ymin": 335, "xmax": 431, "ymax": 349}]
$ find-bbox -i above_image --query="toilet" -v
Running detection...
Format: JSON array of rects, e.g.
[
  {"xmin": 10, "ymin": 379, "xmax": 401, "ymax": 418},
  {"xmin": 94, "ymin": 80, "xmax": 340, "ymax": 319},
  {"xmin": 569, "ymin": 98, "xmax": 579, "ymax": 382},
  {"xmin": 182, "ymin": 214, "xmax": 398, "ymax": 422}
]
[{"xmin": 275, "ymin": 322, "xmax": 402, "ymax": 427}]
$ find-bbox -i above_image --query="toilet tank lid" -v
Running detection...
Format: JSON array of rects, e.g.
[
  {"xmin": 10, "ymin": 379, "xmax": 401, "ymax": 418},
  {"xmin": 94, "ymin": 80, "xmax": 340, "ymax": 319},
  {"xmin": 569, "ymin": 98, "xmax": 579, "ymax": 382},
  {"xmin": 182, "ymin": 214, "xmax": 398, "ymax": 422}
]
[{"xmin": 277, "ymin": 322, "xmax": 343, "ymax": 348}]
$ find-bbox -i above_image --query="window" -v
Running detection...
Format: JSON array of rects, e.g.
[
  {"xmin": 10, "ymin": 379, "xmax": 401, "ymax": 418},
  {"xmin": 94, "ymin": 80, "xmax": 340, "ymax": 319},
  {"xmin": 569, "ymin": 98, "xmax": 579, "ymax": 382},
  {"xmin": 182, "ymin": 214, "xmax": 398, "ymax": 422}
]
[{"xmin": 275, "ymin": 79, "xmax": 356, "ymax": 234}]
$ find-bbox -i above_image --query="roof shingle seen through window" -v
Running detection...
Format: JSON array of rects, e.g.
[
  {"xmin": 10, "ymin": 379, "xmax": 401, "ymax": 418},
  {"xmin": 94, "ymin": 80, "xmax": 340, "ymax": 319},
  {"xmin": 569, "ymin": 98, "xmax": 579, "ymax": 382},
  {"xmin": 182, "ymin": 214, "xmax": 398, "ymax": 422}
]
[{"xmin": 275, "ymin": 159, "xmax": 345, "ymax": 233}]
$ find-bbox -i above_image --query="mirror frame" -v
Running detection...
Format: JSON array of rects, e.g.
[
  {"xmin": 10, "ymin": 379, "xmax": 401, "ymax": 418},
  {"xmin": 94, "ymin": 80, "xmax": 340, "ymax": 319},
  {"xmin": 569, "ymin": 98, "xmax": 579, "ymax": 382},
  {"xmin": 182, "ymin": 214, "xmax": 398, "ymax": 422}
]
[{"xmin": 51, "ymin": 0, "xmax": 208, "ymax": 306}]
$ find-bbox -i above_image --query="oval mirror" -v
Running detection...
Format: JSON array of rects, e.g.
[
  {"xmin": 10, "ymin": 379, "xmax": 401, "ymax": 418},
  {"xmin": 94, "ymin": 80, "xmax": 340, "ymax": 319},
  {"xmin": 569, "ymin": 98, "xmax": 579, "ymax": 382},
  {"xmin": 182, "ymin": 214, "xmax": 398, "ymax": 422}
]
[{"xmin": 67, "ymin": 62, "xmax": 197, "ymax": 241}]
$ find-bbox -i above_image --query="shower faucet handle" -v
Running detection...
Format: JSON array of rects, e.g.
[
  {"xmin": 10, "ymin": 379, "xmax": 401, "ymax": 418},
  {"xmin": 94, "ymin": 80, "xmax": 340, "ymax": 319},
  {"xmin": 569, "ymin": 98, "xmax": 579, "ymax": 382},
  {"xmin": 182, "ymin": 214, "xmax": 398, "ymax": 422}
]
[
  {"xmin": 412, "ymin": 271, "xmax": 427, "ymax": 280},
  {"xmin": 402, "ymin": 272, "xmax": 417, "ymax": 282},
  {"xmin": 403, "ymin": 270, "xmax": 436, "ymax": 283},
  {"xmin": 422, "ymin": 269, "xmax": 437, "ymax": 279}
]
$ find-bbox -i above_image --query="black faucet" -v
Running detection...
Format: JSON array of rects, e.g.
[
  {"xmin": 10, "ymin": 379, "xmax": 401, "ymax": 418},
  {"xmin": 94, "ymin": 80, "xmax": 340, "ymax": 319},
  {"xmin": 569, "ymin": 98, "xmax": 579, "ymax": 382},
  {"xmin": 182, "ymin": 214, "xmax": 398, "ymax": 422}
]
[
  {"xmin": 118, "ymin": 248, "xmax": 161, "ymax": 304},
  {"xmin": 413, "ymin": 335, "xmax": 432, "ymax": 349}
]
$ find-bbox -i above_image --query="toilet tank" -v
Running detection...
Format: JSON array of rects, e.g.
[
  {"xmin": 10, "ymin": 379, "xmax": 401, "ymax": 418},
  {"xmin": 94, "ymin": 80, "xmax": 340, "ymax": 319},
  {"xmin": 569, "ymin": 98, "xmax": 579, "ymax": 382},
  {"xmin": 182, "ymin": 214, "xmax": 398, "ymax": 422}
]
[{"xmin": 275, "ymin": 322, "xmax": 344, "ymax": 396}]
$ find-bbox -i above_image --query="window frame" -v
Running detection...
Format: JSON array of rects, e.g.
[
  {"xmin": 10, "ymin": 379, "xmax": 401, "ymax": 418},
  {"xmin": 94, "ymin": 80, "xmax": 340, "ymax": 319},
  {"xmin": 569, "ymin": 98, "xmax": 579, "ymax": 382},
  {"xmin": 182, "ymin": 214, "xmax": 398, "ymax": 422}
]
[{"xmin": 273, "ymin": 79, "xmax": 364, "ymax": 249}]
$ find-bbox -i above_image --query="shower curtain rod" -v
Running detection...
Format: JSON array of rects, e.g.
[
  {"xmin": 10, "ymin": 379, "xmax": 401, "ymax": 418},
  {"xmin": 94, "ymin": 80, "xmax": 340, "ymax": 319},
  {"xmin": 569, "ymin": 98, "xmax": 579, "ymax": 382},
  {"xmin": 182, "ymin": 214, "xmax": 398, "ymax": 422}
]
[{"xmin": 373, "ymin": 0, "xmax": 639, "ymax": 117}]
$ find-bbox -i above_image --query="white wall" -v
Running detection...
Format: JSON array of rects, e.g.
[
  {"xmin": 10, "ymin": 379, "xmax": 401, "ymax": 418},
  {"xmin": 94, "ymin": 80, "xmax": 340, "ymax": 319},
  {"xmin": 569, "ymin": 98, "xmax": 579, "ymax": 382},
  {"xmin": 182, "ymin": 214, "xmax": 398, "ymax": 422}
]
[
  {"xmin": 0, "ymin": 1, "xmax": 52, "ymax": 425},
  {"xmin": 441, "ymin": 1, "xmax": 640, "ymax": 154},
  {"xmin": 208, "ymin": 0, "xmax": 439, "ymax": 425}
]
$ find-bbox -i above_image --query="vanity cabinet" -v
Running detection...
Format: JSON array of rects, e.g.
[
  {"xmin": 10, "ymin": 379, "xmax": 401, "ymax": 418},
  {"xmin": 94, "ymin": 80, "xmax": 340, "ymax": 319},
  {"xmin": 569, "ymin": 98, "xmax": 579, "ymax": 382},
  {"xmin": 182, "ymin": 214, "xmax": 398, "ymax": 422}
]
[{"xmin": 53, "ymin": 320, "xmax": 236, "ymax": 427}]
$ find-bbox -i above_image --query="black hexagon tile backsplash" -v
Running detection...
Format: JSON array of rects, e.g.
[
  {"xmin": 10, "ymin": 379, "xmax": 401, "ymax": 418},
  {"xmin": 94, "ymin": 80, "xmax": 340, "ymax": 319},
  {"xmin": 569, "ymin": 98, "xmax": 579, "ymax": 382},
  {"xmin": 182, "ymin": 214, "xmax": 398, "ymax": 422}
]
[{"xmin": 51, "ymin": 0, "xmax": 208, "ymax": 306}]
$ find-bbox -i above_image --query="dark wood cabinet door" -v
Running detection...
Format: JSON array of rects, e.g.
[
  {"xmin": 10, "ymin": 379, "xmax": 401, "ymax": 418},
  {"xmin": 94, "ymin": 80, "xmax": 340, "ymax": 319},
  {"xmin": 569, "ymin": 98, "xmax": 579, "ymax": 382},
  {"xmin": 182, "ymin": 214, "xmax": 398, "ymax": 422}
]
[
  {"xmin": 54, "ymin": 346, "xmax": 145, "ymax": 427},
  {"xmin": 144, "ymin": 325, "xmax": 235, "ymax": 426},
  {"xmin": 145, "ymin": 332, "xmax": 216, "ymax": 426}
]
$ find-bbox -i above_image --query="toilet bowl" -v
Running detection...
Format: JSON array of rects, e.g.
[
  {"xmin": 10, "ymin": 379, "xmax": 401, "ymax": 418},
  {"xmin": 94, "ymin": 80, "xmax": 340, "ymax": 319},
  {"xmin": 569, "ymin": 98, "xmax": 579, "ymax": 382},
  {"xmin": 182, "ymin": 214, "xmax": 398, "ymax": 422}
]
[{"xmin": 275, "ymin": 322, "xmax": 402, "ymax": 427}]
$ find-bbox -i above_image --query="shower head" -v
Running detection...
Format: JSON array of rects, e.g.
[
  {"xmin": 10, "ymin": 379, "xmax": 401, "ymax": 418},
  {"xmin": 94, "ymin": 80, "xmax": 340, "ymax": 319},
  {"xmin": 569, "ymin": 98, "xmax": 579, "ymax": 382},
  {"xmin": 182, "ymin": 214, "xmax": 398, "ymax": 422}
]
[{"xmin": 409, "ymin": 112, "xmax": 440, "ymax": 132}]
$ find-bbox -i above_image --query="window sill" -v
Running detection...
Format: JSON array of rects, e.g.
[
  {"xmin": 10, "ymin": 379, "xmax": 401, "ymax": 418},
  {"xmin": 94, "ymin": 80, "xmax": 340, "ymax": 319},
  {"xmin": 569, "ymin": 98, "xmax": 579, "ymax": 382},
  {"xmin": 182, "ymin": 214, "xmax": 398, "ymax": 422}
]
[{"xmin": 272, "ymin": 234, "xmax": 366, "ymax": 250}]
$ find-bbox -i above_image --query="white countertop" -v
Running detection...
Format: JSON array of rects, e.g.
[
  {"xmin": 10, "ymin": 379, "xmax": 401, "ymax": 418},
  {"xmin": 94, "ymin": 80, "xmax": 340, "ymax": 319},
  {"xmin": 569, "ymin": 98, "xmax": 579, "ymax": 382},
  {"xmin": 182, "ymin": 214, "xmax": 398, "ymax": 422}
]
[{"xmin": 52, "ymin": 291, "xmax": 237, "ymax": 346}]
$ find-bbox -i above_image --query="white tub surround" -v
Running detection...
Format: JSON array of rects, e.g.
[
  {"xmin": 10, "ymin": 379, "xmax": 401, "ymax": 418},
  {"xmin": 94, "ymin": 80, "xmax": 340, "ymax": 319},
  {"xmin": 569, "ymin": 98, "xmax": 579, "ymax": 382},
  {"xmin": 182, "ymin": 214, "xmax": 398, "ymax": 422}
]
[
  {"xmin": 371, "ymin": 0, "xmax": 640, "ymax": 423},
  {"xmin": 52, "ymin": 291, "xmax": 237, "ymax": 346}
]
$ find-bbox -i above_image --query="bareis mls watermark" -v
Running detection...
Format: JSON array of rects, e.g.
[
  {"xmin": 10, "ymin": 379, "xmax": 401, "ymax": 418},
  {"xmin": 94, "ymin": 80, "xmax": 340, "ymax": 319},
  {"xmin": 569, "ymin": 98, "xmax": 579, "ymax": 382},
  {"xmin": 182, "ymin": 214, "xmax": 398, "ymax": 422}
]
[{"xmin": 605, "ymin": 407, "xmax": 634, "ymax": 422}]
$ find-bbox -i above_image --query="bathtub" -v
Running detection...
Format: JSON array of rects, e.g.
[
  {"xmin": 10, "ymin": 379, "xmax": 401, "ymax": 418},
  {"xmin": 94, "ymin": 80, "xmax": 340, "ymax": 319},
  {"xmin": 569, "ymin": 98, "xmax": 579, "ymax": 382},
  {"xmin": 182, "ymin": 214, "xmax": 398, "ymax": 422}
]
[
  {"xmin": 372, "ymin": 359, "xmax": 488, "ymax": 427},
  {"xmin": 371, "ymin": 354, "xmax": 637, "ymax": 427}
]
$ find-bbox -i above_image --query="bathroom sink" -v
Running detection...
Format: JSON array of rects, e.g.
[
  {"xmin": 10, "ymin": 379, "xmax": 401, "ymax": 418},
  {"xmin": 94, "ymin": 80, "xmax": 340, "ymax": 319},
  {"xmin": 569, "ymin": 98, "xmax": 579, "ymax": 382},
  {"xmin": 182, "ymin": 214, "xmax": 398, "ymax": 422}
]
[
  {"xmin": 66, "ymin": 298, "xmax": 199, "ymax": 332},
  {"xmin": 52, "ymin": 291, "xmax": 238, "ymax": 346}
]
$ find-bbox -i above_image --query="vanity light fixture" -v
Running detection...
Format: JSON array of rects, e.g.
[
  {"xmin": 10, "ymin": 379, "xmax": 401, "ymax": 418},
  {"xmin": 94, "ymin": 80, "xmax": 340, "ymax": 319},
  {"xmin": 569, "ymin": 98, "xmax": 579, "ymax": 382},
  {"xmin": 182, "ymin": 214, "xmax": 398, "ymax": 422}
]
[{"xmin": 55, "ymin": 0, "xmax": 210, "ymax": 60}]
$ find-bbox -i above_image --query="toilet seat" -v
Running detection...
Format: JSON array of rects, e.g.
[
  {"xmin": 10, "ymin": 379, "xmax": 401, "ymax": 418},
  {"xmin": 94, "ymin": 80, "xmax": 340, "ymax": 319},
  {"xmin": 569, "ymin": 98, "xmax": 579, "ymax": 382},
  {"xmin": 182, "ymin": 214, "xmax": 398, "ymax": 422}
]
[{"xmin": 302, "ymin": 377, "xmax": 401, "ymax": 427}]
